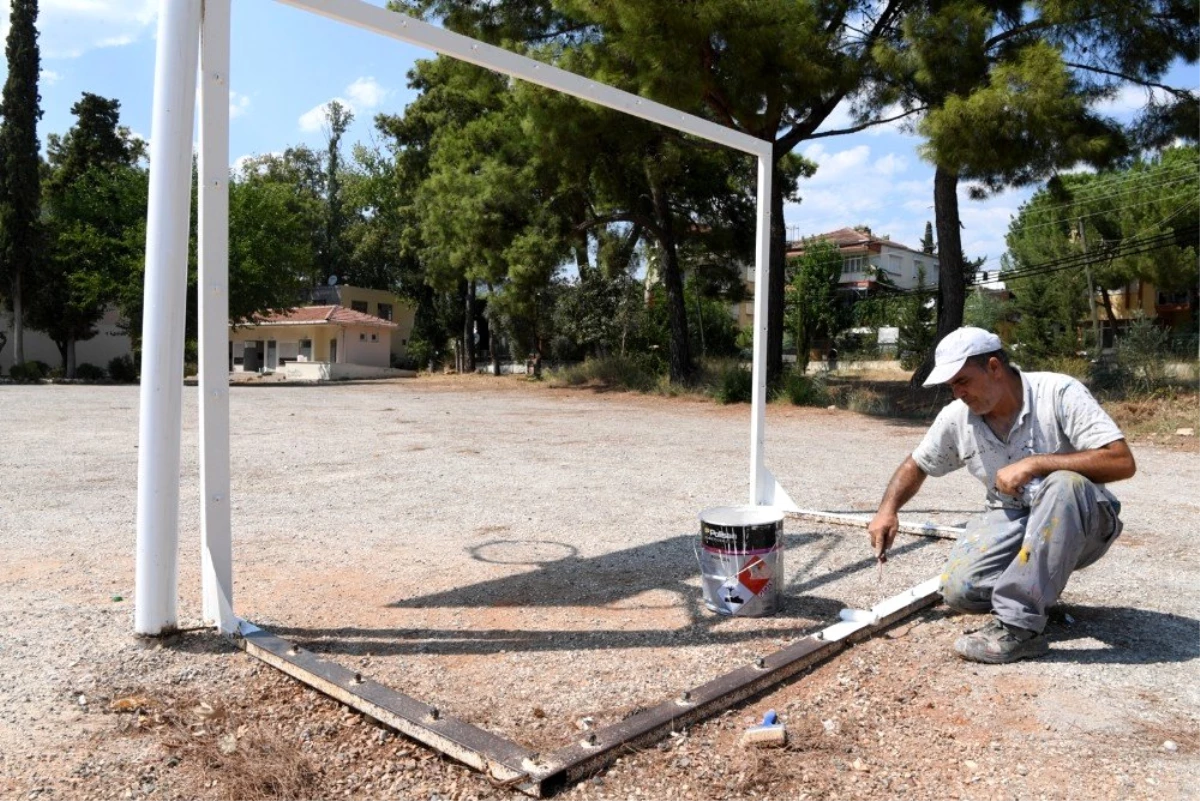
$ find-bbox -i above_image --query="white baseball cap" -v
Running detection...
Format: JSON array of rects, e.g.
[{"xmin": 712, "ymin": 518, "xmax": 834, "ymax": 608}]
[{"xmin": 922, "ymin": 326, "xmax": 1003, "ymax": 387}]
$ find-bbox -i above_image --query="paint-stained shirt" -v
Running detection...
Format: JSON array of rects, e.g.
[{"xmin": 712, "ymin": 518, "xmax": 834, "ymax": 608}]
[{"xmin": 911, "ymin": 371, "xmax": 1125, "ymax": 509}]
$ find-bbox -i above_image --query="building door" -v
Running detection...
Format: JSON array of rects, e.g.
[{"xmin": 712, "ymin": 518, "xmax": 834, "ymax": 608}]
[
  {"xmin": 243, "ymin": 341, "xmax": 263, "ymax": 372},
  {"xmin": 266, "ymin": 340, "xmax": 278, "ymax": 371},
  {"xmin": 329, "ymin": 338, "xmax": 338, "ymax": 363}
]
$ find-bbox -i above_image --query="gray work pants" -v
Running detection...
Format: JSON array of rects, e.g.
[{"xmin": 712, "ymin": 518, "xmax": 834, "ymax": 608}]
[{"xmin": 939, "ymin": 471, "xmax": 1123, "ymax": 633}]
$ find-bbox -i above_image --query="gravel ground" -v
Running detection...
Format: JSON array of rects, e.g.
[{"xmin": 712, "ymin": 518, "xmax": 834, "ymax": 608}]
[{"xmin": 1, "ymin": 375, "xmax": 1197, "ymax": 800}]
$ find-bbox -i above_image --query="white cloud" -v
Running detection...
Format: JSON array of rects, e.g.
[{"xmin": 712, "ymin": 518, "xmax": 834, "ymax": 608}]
[
  {"xmin": 346, "ymin": 76, "xmax": 389, "ymax": 109},
  {"xmin": 298, "ymin": 101, "xmax": 339, "ymax": 133},
  {"xmin": 801, "ymin": 143, "xmax": 872, "ymax": 185},
  {"xmin": 873, "ymin": 153, "xmax": 907, "ymax": 176},
  {"xmin": 40, "ymin": 69, "xmax": 61, "ymax": 85},
  {"xmin": 1095, "ymin": 84, "xmax": 1155, "ymax": 117},
  {"xmin": 3, "ymin": 0, "xmax": 158, "ymax": 60},
  {"xmin": 297, "ymin": 77, "xmax": 392, "ymax": 133},
  {"xmin": 229, "ymin": 91, "xmax": 251, "ymax": 120}
]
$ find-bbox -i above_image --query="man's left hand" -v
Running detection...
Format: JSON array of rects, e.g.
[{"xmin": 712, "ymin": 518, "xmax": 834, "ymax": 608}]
[{"xmin": 995, "ymin": 458, "xmax": 1042, "ymax": 497}]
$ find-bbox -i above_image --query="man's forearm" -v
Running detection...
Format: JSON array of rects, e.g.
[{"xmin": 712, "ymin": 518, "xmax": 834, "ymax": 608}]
[
  {"xmin": 878, "ymin": 456, "xmax": 928, "ymax": 514},
  {"xmin": 1026, "ymin": 440, "xmax": 1137, "ymax": 484}
]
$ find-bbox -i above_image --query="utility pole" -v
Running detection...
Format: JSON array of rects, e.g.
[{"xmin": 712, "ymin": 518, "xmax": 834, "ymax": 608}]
[{"xmin": 1077, "ymin": 219, "xmax": 1101, "ymax": 355}]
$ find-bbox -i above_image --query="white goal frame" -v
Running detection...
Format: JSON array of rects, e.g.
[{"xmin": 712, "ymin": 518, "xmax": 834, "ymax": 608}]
[{"xmin": 134, "ymin": 0, "xmax": 800, "ymax": 637}]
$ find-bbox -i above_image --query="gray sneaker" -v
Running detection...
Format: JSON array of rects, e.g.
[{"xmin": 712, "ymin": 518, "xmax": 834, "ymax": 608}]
[{"xmin": 954, "ymin": 618, "xmax": 1049, "ymax": 664}]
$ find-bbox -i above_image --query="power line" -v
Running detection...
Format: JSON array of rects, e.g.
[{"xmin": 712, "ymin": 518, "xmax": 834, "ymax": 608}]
[{"xmin": 884, "ymin": 224, "xmax": 1197, "ymax": 296}]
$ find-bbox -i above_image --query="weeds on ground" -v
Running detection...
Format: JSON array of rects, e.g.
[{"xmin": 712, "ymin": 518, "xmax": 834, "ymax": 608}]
[
  {"xmin": 710, "ymin": 360, "xmax": 753, "ymax": 404},
  {"xmin": 1103, "ymin": 386, "xmax": 1199, "ymax": 442},
  {"xmin": 111, "ymin": 690, "xmax": 319, "ymax": 800},
  {"xmin": 844, "ymin": 387, "xmax": 893, "ymax": 416},
  {"xmin": 775, "ymin": 370, "xmax": 830, "ymax": 406},
  {"xmin": 550, "ymin": 354, "xmax": 662, "ymax": 392}
]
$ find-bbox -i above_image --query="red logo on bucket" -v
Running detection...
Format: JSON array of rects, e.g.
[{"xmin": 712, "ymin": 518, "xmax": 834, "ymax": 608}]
[{"xmin": 736, "ymin": 556, "xmax": 772, "ymax": 596}]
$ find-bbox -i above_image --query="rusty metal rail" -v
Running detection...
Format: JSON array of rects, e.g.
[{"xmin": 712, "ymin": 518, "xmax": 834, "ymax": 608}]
[{"xmin": 236, "ymin": 578, "xmax": 941, "ymax": 797}]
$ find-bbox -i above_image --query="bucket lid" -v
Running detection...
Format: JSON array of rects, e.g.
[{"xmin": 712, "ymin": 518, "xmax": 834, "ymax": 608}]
[{"xmin": 699, "ymin": 505, "xmax": 784, "ymax": 527}]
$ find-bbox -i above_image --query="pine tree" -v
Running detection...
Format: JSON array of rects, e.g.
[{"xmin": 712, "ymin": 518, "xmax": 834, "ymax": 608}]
[
  {"xmin": 33, "ymin": 93, "xmax": 145, "ymax": 377},
  {"xmin": 921, "ymin": 221, "xmax": 935, "ymax": 254},
  {"xmin": 0, "ymin": 0, "xmax": 42, "ymax": 368}
]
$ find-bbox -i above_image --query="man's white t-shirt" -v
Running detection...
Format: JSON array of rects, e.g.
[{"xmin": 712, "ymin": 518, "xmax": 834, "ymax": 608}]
[{"xmin": 911, "ymin": 371, "xmax": 1125, "ymax": 509}]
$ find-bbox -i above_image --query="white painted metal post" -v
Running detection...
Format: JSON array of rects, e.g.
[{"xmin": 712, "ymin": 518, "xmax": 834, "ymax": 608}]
[
  {"xmin": 274, "ymin": 0, "xmax": 764, "ymax": 155},
  {"xmin": 199, "ymin": 0, "xmax": 235, "ymax": 633},
  {"xmin": 135, "ymin": 0, "xmax": 201, "ymax": 636},
  {"xmin": 749, "ymin": 154, "xmax": 773, "ymax": 505}
]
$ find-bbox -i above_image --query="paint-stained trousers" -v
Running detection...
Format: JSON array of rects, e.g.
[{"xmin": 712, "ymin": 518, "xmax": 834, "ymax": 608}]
[{"xmin": 939, "ymin": 471, "xmax": 1123, "ymax": 633}]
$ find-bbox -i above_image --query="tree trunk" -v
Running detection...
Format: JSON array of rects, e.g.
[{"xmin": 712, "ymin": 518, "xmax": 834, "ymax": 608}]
[
  {"xmin": 766, "ymin": 168, "xmax": 787, "ymax": 384},
  {"xmin": 462, "ymin": 279, "xmax": 476, "ymax": 373},
  {"xmin": 67, "ymin": 338, "xmax": 77, "ymax": 379},
  {"xmin": 12, "ymin": 271, "xmax": 24, "ymax": 365},
  {"xmin": 911, "ymin": 165, "xmax": 967, "ymax": 387},
  {"xmin": 1099, "ymin": 287, "xmax": 1117, "ymax": 348},
  {"xmin": 486, "ymin": 282, "xmax": 501, "ymax": 377},
  {"xmin": 648, "ymin": 177, "xmax": 693, "ymax": 384}
]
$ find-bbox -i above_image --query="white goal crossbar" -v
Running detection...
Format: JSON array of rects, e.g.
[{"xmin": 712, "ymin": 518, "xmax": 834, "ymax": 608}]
[{"xmin": 135, "ymin": 0, "xmax": 789, "ymax": 636}]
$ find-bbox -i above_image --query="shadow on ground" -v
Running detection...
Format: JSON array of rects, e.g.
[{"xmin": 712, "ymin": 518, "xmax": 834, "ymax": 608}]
[
  {"xmin": 262, "ymin": 531, "xmax": 937, "ymax": 657},
  {"xmin": 1044, "ymin": 605, "xmax": 1200, "ymax": 665}
]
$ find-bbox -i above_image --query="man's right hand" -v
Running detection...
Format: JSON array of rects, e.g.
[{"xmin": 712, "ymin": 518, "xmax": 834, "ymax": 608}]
[{"xmin": 868, "ymin": 510, "xmax": 899, "ymax": 561}]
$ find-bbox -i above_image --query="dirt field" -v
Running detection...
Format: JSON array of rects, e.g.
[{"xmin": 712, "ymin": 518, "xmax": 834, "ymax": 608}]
[{"xmin": 1, "ymin": 375, "xmax": 1197, "ymax": 800}]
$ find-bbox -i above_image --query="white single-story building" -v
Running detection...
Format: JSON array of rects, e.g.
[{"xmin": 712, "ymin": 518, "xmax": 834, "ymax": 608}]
[
  {"xmin": 229, "ymin": 305, "xmax": 403, "ymax": 381},
  {"xmin": 1, "ymin": 306, "xmax": 134, "ymax": 374}
]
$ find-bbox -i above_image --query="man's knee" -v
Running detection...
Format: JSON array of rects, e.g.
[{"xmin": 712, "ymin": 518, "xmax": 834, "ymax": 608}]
[
  {"xmin": 939, "ymin": 572, "xmax": 992, "ymax": 613},
  {"xmin": 1036, "ymin": 470, "xmax": 1091, "ymax": 502}
]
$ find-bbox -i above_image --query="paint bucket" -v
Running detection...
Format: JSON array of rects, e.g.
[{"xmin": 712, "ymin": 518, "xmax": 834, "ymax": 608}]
[{"xmin": 697, "ymin": 506, "xmax": 784, "ymax": 616}]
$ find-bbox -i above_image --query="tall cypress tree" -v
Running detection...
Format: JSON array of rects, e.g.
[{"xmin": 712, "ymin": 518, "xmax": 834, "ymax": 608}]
[{"xmin": 0, "ymin": 0, "xmax": 42, "ymax": 368}]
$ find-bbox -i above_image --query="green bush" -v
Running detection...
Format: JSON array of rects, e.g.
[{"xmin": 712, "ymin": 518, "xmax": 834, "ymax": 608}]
[
  {"xmin": 1117, "ymin": 316, "xmax": 1170, "ymax": 393},
  {"xmin": 777, "ymin": 371, "xmax": 831, "ymax": 406},
  {"xmin": 75, "ymin": 363, "xmax": 106, "ymax": 381},
  {"xmin": 1087, "ymin": 316, "xmax": 1173, "ymax": 397},
  {"xmin": 553, "ymin": 354, "xmax": 663, "ymax": 391},
  {"xmin": 846, "ymin": 387, "xmax": 892, "ymax": 416},
  {"xmin": 8, "ymin": 361, "xmax": 46, "ymax": 382},
  {"xmin": 1088, "ymin": 353, "xmax": 1131, "ymax": 394},
  {"xmin": 1038, "ymin": 355, "xmax": 1090, "ymax": 380},
  {"xmin": 712, "ymin": 363, "xmax": 753, "ymax": 404},
  {"xmin": 108, "ymin": 354, "xmax": 139, "ymax": 383}
]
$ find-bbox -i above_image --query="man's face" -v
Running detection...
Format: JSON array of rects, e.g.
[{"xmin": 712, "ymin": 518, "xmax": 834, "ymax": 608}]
[{"xmin": 946, "ymin": 359, "xmax": 1004, "ymax": 415}]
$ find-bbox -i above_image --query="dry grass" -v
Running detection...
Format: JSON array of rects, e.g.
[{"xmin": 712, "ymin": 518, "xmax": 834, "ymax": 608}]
[
  {"xmin": 110, "ymin": 690, "xmax": 320, "ymax": 800},
  {"xmin": 1104, "ymin": 386, "xmax": 1199, "ymax": 447}
]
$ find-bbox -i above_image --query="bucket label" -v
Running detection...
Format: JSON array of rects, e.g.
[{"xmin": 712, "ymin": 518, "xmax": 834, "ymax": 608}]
[
  {"xmin": 715, "ymin": 555, "xmax": 774, "ymax": 614},
  {"xmin": 698, "ymin": 545, "xmax": 782, "ymax": 617}
]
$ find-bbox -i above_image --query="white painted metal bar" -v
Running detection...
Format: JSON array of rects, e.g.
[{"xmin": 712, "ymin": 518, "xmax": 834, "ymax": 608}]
[
  {"xmin": 749, "ymin": 155, "xmax": 773, "ymax": 504},
  {"xmin": 198, "ymin": 0, "xmax": 235, "ymax": 633},
  {"xmin": 816, "ymin": 577, "xmax": 941, "ymax": 642},
  {"xmin": 790, "ymin": 508, "xmax": 962, "ymax": 539},
  {"xmin": 135, "ymin": 0, "xmax": 202, "ymax": 636},
  {"xmin": 273, "ymin": 0, "xmax": 770, "ymax": 158}
]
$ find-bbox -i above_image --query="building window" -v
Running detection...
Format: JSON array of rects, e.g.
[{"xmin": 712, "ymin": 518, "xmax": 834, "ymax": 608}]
[
  {"xmin": 842, "ymin": 255, "xmax": 864, "ymax": 274},
  {"xmin": 299, "ymin": 339, "xmax": 312, "ymax": 361},
  {"xmin": 360, "ymin": 333, "xmax": 366, "ymax": 341},
  {"xmin": 350, "ymin": 300, "xmax": 368, "ymax": 314},
  {"xmin": 377, "ymin": 302, "xmax": 393, "ymax": 321},
  {"xmin": 370, "ymin": 333, "xmax": 378, "ymax": 342}
]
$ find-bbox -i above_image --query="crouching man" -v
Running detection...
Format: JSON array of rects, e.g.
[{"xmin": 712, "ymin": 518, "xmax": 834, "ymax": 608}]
[{"xmin": 869, "ymin": 327, "xmax": 1136, "ymax": 664}]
